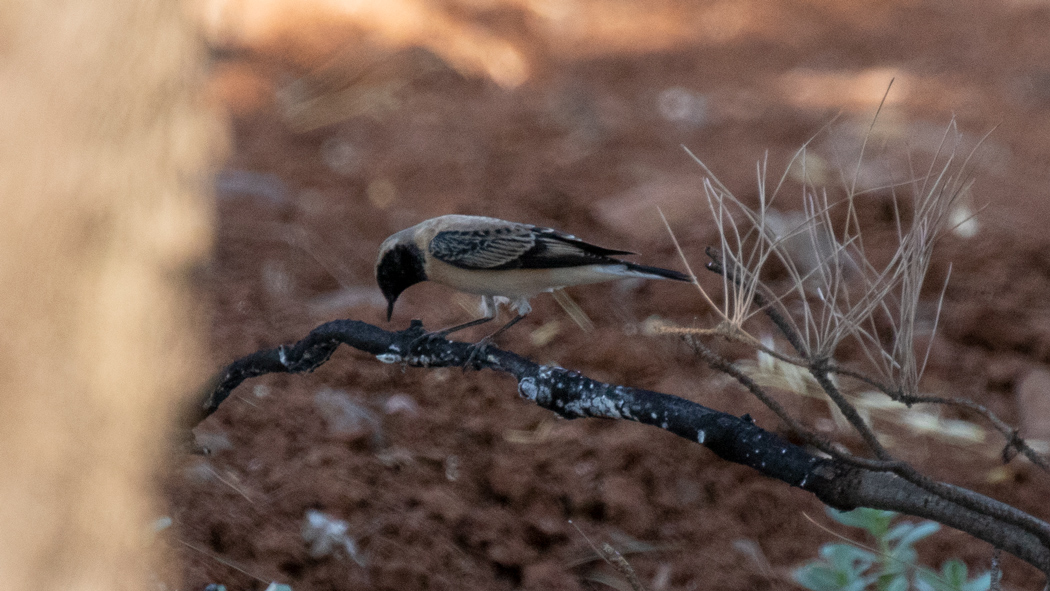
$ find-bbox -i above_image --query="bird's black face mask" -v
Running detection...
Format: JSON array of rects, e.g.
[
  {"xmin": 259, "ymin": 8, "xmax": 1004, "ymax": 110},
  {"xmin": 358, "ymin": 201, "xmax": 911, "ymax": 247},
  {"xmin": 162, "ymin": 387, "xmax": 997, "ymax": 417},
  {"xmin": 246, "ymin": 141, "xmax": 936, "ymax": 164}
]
[{"xmin": 376, "ymin": 243, "xmax": 427, "ymax": 321}]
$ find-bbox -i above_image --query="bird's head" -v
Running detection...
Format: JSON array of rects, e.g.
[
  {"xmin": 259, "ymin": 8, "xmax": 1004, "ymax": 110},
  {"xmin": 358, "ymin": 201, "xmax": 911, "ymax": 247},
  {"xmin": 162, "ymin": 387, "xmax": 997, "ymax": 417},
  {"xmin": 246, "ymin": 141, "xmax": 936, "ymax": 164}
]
[{"xmin": 375, "ymin": 232, "xmax": 427, "ymax": 321}]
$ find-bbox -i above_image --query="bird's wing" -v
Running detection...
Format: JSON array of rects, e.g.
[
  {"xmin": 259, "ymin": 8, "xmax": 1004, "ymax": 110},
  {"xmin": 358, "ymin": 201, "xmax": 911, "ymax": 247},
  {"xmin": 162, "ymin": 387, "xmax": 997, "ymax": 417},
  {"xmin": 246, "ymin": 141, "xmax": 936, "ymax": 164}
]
[
  {"xmin": 429, "ymin": 223, "xmax": 536, "ymax": 269},
  {"xmin": 430, "ymin": 224, "xmax": 636, "ymax": 270}
]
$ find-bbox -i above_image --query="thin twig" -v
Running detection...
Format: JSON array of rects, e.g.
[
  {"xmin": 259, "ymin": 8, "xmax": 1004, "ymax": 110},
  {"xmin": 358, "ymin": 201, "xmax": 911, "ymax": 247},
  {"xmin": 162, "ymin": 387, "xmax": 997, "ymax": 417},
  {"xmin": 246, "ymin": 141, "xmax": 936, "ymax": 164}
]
[
  {"xmin": 705, "ymin": 246, "xmax": 1050, "ymax": 553},
  {"xmin": 603, "ymin": 543, "xmax": 647, "ymax": 591},
  {"xmin": 900, "ymin": 393, "xmax": 1050, "ymax": 471},
  {"xmin": 686, "ymin": 336, "xmax": 917, "ymax": 473},
  {"xmin": 809, "ymin": 364, "xmax": 894, "ymax": 461},
  {"xmin": 708, "ymin": 247, "xmax": 894, "ymax": 459},
  {"xmin": 686, "ymin": 336, "xmax": 823, "ymax": 446},
  {"xmin": 179, "ymin": 540, "xmax": 271, "ymax": 584},
  {"xmin": 829, "ymin": 362, "xmax": 1050, "ymax": 472}
]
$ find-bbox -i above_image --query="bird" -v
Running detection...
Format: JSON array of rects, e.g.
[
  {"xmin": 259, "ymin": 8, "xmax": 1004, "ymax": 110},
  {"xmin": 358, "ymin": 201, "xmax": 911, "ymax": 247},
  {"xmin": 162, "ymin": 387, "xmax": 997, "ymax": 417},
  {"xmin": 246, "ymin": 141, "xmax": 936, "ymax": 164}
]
[{"xmin": 375, "ymin": 214, "xmax": 692, "ymax": 346}]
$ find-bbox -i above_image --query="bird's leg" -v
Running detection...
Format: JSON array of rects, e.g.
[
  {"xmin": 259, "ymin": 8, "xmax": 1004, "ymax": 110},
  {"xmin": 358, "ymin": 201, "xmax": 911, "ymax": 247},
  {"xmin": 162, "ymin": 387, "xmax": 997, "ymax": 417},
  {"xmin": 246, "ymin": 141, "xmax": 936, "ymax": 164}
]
[
  {"xmin": 482, "ymin": 313, "xmax": 526, "ymax": 341},
  {"xmin": 463, "ymin": 296, "xmax": 533, "ymax": 369},
  {"xmin": 408, "ymin": 315, "xmax": 492, "ymax": 355},
  {"xmin": 462, "ymin": 313, "xmax": 527, "ymax": 370},
  {"xmin": 408, "ymin": 296, "xmax": 498, "ymax": 355},
  {"xmin": 431, "ymin": 315, "xmax": 495, "ymax": 338}
]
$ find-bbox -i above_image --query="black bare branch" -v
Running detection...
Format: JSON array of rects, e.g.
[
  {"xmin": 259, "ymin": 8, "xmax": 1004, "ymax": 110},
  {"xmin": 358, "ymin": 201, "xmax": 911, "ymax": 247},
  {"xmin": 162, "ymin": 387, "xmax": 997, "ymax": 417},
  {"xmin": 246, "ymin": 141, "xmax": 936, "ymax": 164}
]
[{"xmin": 191, "ymin": 318, "xmax": 1050, "ymax": 574}]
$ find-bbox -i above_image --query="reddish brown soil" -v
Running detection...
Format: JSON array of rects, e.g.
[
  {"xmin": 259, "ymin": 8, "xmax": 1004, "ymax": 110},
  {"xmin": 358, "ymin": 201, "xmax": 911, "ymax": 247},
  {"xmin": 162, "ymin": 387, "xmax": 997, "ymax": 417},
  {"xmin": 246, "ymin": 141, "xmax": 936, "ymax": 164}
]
[{"xmin": 170, "ymin": 1, "xmax": 1050, "ymax": 589}]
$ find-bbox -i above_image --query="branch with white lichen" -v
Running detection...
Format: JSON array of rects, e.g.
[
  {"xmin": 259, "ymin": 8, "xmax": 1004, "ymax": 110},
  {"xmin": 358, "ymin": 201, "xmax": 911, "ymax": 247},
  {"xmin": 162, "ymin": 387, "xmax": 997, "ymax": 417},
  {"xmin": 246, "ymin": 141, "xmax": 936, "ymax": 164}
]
[{"xmin": 189, "ymin": 318, "xmax": 1050, "ymax": 575}]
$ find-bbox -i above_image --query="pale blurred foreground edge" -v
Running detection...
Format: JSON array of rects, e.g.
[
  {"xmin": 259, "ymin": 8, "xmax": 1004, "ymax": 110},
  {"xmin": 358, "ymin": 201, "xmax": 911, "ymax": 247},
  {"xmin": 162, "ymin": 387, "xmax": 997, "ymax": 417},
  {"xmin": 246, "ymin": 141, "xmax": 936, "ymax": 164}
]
[{"xmin": 0, "ymin": 1, "xmax": 225, "ymax": 589}]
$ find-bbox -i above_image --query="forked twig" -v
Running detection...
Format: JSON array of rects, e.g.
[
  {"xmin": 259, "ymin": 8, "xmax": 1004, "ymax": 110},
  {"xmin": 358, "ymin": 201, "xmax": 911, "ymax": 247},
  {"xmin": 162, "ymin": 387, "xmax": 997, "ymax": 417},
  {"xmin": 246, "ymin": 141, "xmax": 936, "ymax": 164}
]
[{"xmin": 702, "ymin": 247, "xmax": 1050, "ymax": 551}]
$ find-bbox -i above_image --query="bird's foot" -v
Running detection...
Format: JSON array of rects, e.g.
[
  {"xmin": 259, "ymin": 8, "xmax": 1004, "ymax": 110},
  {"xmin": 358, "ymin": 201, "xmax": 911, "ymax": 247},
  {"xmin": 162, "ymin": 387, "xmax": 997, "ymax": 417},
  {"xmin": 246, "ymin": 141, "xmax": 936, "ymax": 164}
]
[
  {"xmin": 401, "ymin": 319, "xmax": 497, "ymax": 370},
  {"xmin": 407, "ymin": 328, "xmax": 451, "ymax": 357},
  {"xmin": 461, "ymin": 338, "xmax": 493, "ymax": 372}
]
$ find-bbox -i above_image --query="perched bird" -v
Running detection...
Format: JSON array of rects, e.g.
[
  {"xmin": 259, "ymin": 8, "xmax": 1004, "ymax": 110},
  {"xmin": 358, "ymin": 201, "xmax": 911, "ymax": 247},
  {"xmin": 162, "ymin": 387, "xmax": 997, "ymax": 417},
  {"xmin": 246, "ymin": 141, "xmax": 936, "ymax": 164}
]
[{"xmin": 376, "ymin": 214, "xmax": 691, "ymax": 340}]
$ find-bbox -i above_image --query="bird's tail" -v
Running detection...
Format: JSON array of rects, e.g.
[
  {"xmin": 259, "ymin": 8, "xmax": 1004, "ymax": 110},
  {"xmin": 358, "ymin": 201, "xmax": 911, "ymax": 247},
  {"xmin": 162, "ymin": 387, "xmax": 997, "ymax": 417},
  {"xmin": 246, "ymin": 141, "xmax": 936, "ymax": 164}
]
[{"xmin": 620, "ymin": 261, "xmax": 692, "ymax": 282}]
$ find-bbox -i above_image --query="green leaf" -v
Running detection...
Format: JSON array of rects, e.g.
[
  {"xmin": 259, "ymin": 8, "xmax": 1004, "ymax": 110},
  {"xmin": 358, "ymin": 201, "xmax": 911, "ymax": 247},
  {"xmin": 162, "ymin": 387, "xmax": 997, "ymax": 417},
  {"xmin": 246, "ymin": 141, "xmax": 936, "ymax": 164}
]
[
  {"xmin": 823, "ymin": 543, "xmax": 877, "ymax": 575},
  {"xmin": 844, "ymin": 577, "xmax": 876, "ymax": 591},
  {"xmin": 913, "ymin": 572, "xmax": 937, "ymax": 591},
  {"xmin": 941, "ymin": 559, "xmax": 967, "ymax": 586},
  {"xmin": 828, "ymin": 508, "xmax": 896, "ymax": 537},
  {"xmin": 913, "ymin": 563, "xmax": 991, "ymax": 591},
  {"xmin": 895, "ymin": 521, "xmax": 941, "ymax": 549},
  {"xmin": 883, "ymin": 522, "xmax": 916, "ymax": 543},
  {"xmin": 881, "ymin": 574, "xmax": 909, "ymax": 591},
  {"xmin": 807, "ymin": 509, "xmax": 985, "ymax": 591},
  {"xmin": 885, "ymin": 543, "xmax": 917, "ymax": 569},
  {"xmin": 961, "ymin": 571, "xmax": 992, "ymax": 591},
  {"xmin": 793, "ymin": 564, "xmax": 846, "ymax": 591}
]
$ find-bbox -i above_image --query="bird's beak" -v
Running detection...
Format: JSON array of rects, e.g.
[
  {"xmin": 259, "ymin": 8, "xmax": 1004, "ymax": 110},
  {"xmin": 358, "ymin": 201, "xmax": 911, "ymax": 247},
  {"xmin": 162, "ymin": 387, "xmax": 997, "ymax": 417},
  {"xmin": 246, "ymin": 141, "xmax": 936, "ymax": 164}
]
[{"xmin": 386, "ymin": 299, "xmax": 395, "ymax": 322}]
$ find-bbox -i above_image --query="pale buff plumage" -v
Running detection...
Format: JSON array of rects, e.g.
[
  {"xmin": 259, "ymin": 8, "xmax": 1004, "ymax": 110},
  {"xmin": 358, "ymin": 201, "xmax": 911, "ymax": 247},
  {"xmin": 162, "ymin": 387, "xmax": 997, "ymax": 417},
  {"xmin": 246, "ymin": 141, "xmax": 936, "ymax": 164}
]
[{"xmin": 375, "ymin": 214, "xmax": 690, "ymax": 333}]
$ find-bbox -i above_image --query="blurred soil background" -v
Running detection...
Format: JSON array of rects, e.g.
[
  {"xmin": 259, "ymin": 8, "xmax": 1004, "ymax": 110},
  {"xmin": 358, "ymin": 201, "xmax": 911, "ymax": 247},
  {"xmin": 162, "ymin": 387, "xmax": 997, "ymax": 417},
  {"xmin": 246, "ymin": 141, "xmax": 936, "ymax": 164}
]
[{"xmin": 172, "ymin": 0, "xmax": 1050, "ymax": 589}]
